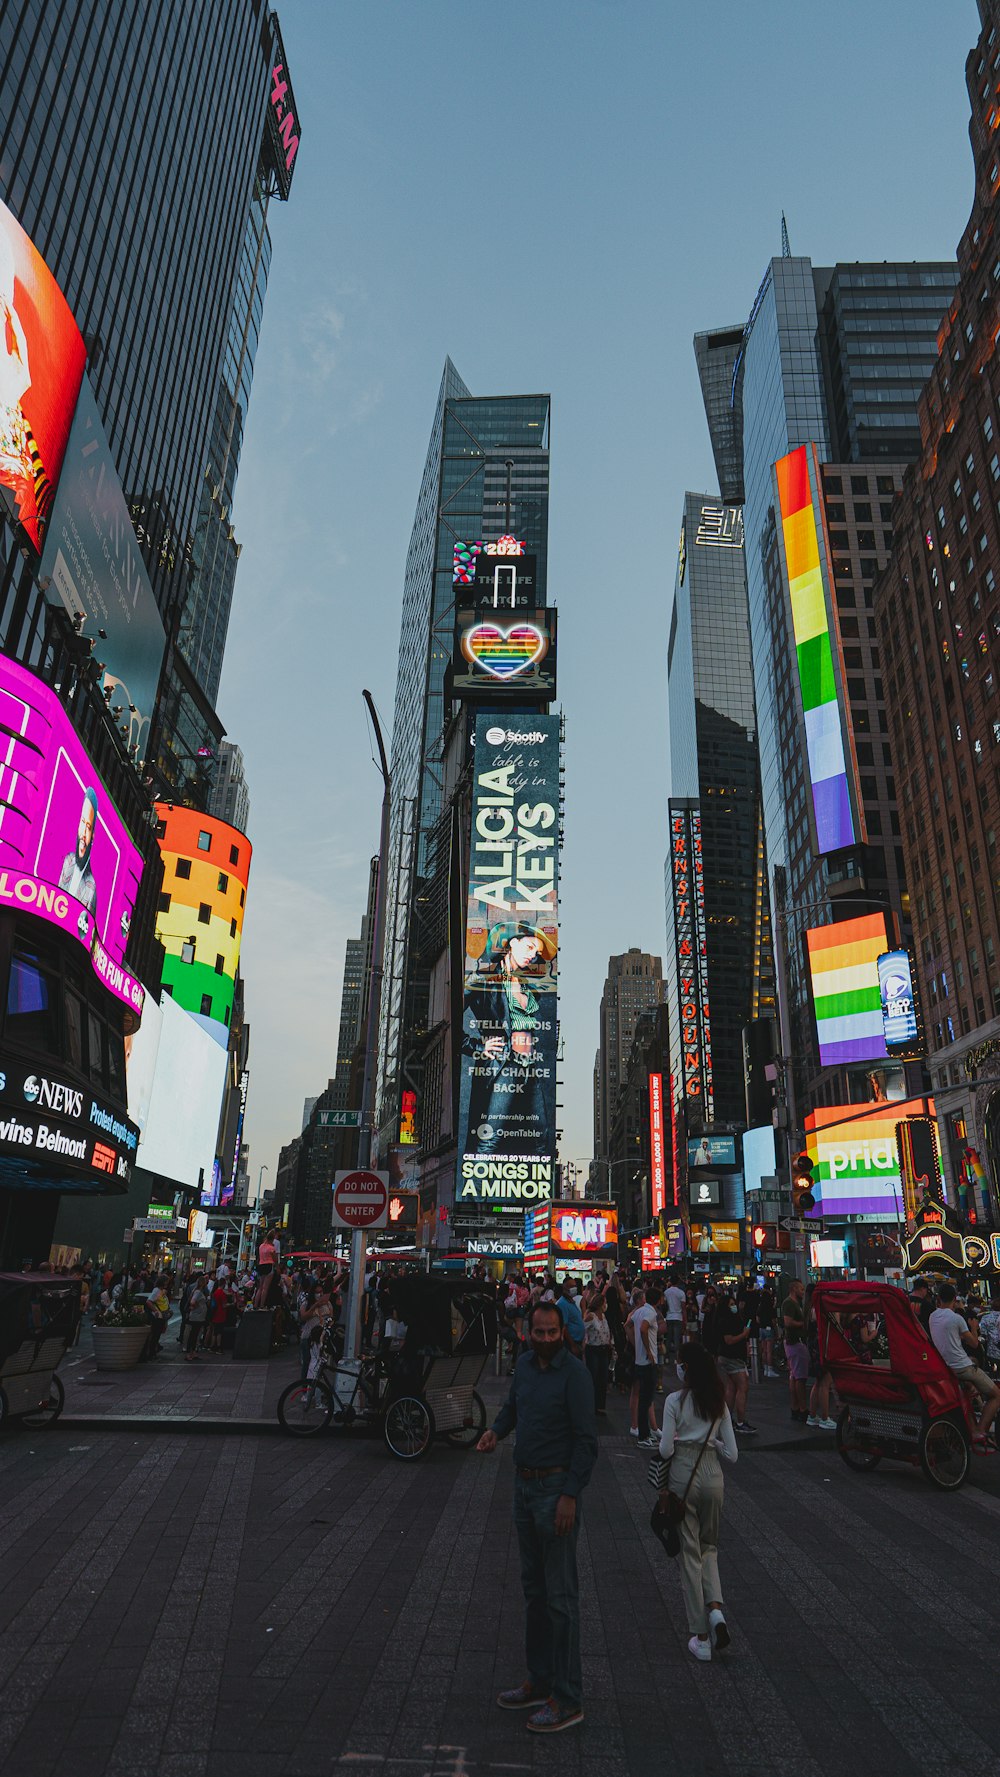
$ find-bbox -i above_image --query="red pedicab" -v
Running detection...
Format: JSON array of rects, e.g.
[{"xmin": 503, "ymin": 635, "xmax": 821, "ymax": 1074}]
[{"xmin": 812, "ymin": 1279, "xmax": 975, "ymax": 1491}]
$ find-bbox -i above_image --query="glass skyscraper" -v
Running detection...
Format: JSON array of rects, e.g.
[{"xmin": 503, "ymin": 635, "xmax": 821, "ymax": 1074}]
[{"xmin": 376, "ymin": 363, "xmax": 551, "ymax": 1156}]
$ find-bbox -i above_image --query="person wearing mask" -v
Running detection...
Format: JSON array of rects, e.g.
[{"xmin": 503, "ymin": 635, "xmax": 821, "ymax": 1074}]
[
  {"xmin": 930, "ymin": 1282, "xmax": 1000, "ymax": 1450},
  {"xmin": 478, "ymin": 1299, "xmax": 597, "ymax": 1734},
  {"xmin": 713, "ymin": 1289, "xmax": 758, "ymax": 1436},
  {"xmin": 909, "ymin": 1277, "xmax": 934, "ymax": 1334},
  {"xmin": 184, "ymin": 1276, "xmax": 209, "ymax": 1361},
  {"xmin": 556, "ymin": 1279, "xmax": 585, "ymax": 1358},
  {"xmin": 657, "ymin": 1340, "xmax": 738, "ymax": 1662},
  {"xmin": 632, "ymin": 1284, "xmax": 662, "ymax": 1450},
  {"xmin": 583, "ymin": 1286, "xmax": 612, "ymax": 1414},
  {"xmin": 756, "ymin": 1283, "xmax": 780, "ymax": 1378},
  {"xmin": 979, "ymin": 1293, "xmax": 1000, "ymax": 1375},
  {"xmin": 781, "ymin": 1278, "xmax": 810, "ymax": 1423}
]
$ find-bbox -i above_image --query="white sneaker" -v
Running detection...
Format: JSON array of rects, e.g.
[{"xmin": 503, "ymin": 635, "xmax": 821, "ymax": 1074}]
[
  {"xmin": 628, "ymin": 1427, "xmax": 639, "ymax": 1438},
  {"xmin": 806, "ymin": 1414, "xmax": 820, "ymax": 1427},
  {"xmin": 816, "ymin": 1416, "xmax": 838, "ymax": 1431},
  {"xmin": 688, "ymin": 1635, "xmax": 711, "ymax": 1662},
  {"xmin": 637, "ymin": 1435, "xmax": 660, "ymax": 1450},
  {"xmin": 708, "ymin": 1609, "xmax": 730, "ymax": 1652}
]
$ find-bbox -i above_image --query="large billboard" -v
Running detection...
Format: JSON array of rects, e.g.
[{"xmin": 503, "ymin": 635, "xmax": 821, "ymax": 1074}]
[
  {"xmin": 688, "ymin": 1134, "xmax": 736, "ymax": 1169},
  {"xmin": 453, "ymin": 606, "xmax": 556, "ymax": 702},
  {"xmin": 41, "ymin": 379, "xmax": 166, "ymax": 764},
  {"xmin": 805, "ymin": 1097, "xmax": 942, "ymax": 1219},
  {"xmin": 0, "ymin": 656, "xmax": 144, "ymax": 1012},
  {"xmin": 0, "ymin": 195, "xmax": 86, "ymax": 554},
  {"xmin": 806, "ymin": 914, "xmax": 890, "ymax": 1067},
  {"xmin": 458, "ymin": 715, "xmax": 558, "ymax": 1204},
  {"xmin": 668, "ymin": 802, "xmax": 714, "ymax": 1116},
  {"xmin": 774, "ymin": 445, "xmax": 860, "ymax": 854},
  {"xmin": 649, "ymin": 1072, "xmax": 666, "ymax": 1216},
  {"xmin": 690, "ymin": 1220, "xmax": 741, "ymax": 1254},
  {"xmin": 136, "ymin": 995, "xmax": 228, "ymax": 1193},
  {"xmin": 878, "ymin": 948, "xmax": 923, "ymax": 1058},
  {"xmin": 155, "ymin": 806, "xmax": 251, "ymax": 1033},
  {"xmin": 550, "ymin": 1202, "xmax": 617, "ymax": 1257},
  {"xmin": 0, "ymin": 1054, "xmax": 137, "ymax": 1192}
]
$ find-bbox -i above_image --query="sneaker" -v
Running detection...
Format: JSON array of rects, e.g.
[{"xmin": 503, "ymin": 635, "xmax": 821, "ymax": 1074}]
[
  {"xmin": 628, "ymin": 1427, "xmax": 639, "ymax": 1438},
  {"xmin": 708, "ymin": 1609, "xmax": 730, "ymax": 1652},
  {"xmin": 734, "ymin": 1421, "xmax": 758, "ymax": 1436},
  {"xmin": 637, "ymin": 1435, "xmax": 660, "ymax": 1450},
  {"xmin": 815, "ymin": 1417, "xmax": 838, "ymax": 1432},
  {"xmin": 687, "ymin": 1635, "xmax": 711, "ymax": 1663},
  {"xmin": 497, "ymin": 1681, "xmax": 549, "ymax": 1710},
  {"xmin": 526, "ymin": 1699, "xmax": 584, "ymax": 1733},
  {"xmin": 806, "ymin": 1414, "xmax": 821, "ymax": 1427}
]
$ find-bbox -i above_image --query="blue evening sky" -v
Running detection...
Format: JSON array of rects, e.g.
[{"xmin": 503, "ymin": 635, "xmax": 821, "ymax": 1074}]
[{"xmin": 224, "ymin": 0, "xmax": 980, "ymax": 1193}]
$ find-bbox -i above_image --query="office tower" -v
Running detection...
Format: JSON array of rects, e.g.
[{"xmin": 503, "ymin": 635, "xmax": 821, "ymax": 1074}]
[
  {"xmin": 665, "ymin": 493, "xmax": 774, "ymax": 1148},
  {"xmin": 595, "ymin": 951, "xmax": 664, "ymax": 1176},
  {"xmin": 208, "ymin": 740, "xmax": 251, "ymax": 836},
  {"xmin": 876, "ymin": 0, "xmax": 1000, "ymax": 1218},
  {"xmin": 376, "ymin": 362, "xmax": 551, "ymax": 1170},
  {"xmin": 0, "ymin": 3, "xmax": 301, "ymax": 807},
  {"xmin": 703, "ymin": 251, "xmax": 955, "ymax": 1152},
  {"xmin": 604, "ymin": 1002, "xmax": 672, "ymax": 1236}
]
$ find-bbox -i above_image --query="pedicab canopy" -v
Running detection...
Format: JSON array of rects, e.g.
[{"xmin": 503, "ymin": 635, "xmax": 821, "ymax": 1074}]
[
  {"xmin": 0, "ymin": 1272, "xmax": 81, "ymax": 1363},
  {"xmin": 811, "ymin": 1278, "xmax": 963, "ymax": 1418},
  {"xmin": 385, "ymin": 1275, "xmax": 497, "ymax": 1357}
]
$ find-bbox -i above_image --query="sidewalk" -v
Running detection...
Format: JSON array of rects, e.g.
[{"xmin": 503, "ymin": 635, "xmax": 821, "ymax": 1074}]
[{"xmin": 60, "ymin": 1314, "xmax": 299, "ymax": 1428}]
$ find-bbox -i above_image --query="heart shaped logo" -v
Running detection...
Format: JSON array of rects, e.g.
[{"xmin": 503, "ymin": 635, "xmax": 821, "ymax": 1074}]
[{"xmin": 462, "ymin": 622, "xmax": 547, "ymax": 680}]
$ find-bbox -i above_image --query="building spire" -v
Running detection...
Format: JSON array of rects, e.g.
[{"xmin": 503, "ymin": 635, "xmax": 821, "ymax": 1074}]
[{"xmin": 781, "ymin": 212, "xmax": 791, "ymax": 258}]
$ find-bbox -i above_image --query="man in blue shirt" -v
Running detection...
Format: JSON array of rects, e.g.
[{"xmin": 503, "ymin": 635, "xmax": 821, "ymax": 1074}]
[
  {"xmin": 478, "ymin": 1297, "xmax": 597, "ymax": 1734},
  {"xmin": 556, "ymin": 1278, "xmax": 585, "ymax": 1354}
]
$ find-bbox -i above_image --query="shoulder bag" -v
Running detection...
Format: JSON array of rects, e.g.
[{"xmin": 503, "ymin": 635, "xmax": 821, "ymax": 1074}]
[{"xmin": 649, "ymin": 1418, "xmax": 717, "ymax": 1558}]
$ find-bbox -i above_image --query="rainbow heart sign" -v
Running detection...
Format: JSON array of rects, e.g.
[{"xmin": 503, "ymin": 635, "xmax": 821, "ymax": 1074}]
[{"xmin": 461, "ymin": 621, "xmax": 548, "ymax": 681}]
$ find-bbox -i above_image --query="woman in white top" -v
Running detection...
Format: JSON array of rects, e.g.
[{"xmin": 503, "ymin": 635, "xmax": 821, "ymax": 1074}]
[
  {"xmin": 658, "ymin": 1340, "xmax": 738, "ymax": 1662},
  {"xmin": 583, "ymin": 1287, "xmax": 612, "ymax": 1413}
]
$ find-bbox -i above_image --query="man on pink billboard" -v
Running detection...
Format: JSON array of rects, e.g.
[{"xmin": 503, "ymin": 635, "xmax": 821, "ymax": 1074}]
[{"xmin": 58, "ymin": 787, "xmax": 99, "ymax": 929}]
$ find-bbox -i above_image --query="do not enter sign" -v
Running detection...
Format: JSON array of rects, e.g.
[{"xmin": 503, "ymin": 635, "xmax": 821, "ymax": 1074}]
[{"xmin": 332, "ymin": 1169, "xmax": 390, "ymax": 1230}]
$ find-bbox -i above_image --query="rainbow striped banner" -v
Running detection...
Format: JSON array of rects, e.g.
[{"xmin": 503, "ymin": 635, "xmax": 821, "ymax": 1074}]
[
  {"xmin": 806, "ymin": 914, "xmax": 890, "ymax": 1067},
  {"xmin": 806, "ymin": 1098, "xmax": 942, "ymax": 1218},
  {"xmin": 775, "ymin": 446, "xmax": 857, "ymax": 853}
]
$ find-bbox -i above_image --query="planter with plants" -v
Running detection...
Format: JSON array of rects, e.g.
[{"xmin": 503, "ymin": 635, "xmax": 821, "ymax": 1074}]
[{"xmin": 92, "ymin": 1297, "xmax": 150, "ymax": 1371}]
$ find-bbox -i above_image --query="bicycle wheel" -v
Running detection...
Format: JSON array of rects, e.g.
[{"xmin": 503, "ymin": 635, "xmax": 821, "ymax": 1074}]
[
  {"xmin": 835, "ymin": 1406, "xmax": 881, "ymax": 1472},
  {"xmin": 383, "ymin": 1395, "xmax": 435, "ymax": 1460},
  {"xmin": 446, "ymin": 1390, "xmax": 487, "ymax": 1448},
  {"xmin": 277, "ymin": 1379, "xmax": 333, "ymax": 1436},
  {"xmin": 920, "ymin": 1417, "xmax": 968, "ymax": 1490},
  {"xmin": 21, "ymin": 1374, "xmax": 65, "ymax": 1427}
]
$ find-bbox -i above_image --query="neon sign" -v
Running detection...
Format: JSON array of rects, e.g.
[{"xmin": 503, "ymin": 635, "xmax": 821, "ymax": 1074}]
[
  {"xmin": 649, "ymin": 1072, "xmax": 666, "ymax": 1216},
  {"xmin": 461, "ymin": 621, "xmax": 547, "ymax": 681}
]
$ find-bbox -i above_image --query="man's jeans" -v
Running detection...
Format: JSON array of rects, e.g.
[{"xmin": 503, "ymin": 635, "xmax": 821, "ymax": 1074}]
[{"xmin": 513, "ymin": 1469, "xmax": 582, "ymax": 1710}]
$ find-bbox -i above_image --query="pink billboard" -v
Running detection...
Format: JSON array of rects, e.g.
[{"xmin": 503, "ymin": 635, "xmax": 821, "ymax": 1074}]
[{"xmin": 0, "ymin": 656, "xmax": 144, "ymax": 1012}]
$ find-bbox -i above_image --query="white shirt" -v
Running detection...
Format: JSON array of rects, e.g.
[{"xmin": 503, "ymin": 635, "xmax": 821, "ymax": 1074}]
[
  {"xmin": 659, "ymin": 1389, "xmax": 738, "ymax": 1463},
  {"xmin": 929, "ymin": 1305, "xmax": 975, "ymax": 1372},
  {"xmin": 632, "ymin": 1303, "xmax": 658, "ymax": 1366},
  {"xmin": 664, "ymin": 1285, "xmax": 685, "ymax": 1322}
]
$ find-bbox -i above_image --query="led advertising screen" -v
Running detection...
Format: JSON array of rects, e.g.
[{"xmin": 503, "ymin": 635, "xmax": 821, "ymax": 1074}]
[
  {"xmin": 265, "ymin": 23, "xmax": 301, "ymax": 199},
  {"xmin": 41, "ymin": 379, "xmax": 166, "ymax": 764},
  {"xmin": 453, "ymin": 607, "xmax": 556, "ymax": 702},
  {"xmin": 687, "ymin": 1134, "xmax": 736, "ymax": 1169},
  {"xmin": 878, "ymin": 948, "xmax": 922, "ymax": 1057},
  {"xmin": 155, "ymin": 806, "xmax": 251, "ymax": 1033},
  {"xmin": 689, "ymin": 1175, "xmax": 722, "ymax": 1211},
  {"xmin": 550, "ymin": 1202, "xmax": 618, "ymax": 1257},
  {"xmin": 0, "ymin": 194, "xmax": 86, "ymax": 554},
  {"xmin": 669, "ymin": 802, "xmax": 714, "ymax": 1116},
  {"xmin": 124, "ymin": 993, "xmax": 163, "ymax": 1138},
  {"xmin": 0, "ymin": 656, "xmax": 144, "ymax": 1012},
  {"xmin": 806, "ymin": 914, "xmax": 890, "ymax": 1067},
  {"xmin": 0, "ymin": 1054, "xmax": 138, "ymax": 1192},
  {"xmin": 458, "ymin": 715, "xmax": 558, "ymax": 1205},
  {"xmin": 136, "ymin": 995, "xmax": 227, "ymax": 1193},
  {"xmin": 453, "ymin": 535, "xmax": 526, "ymax": 584},
  {"xmin": 805, "ymin": 1097, "xmax": 942, "ymax": 1219},
  {"xmin": 774, "ymin": 445, "xmax": 859, "ymax": 854},
  {"xmin": 523, "ymin": 1204, "xmax": 551, "ymax": 1268},
  {"xmin": 649, "ymin": 1072, "xmax": 666, "ymax": 1215},
  {"xmin": 742, "ymin": 1124, "xmax": 776, "ymax": 1193},
  {"xmin": 690, "ymin": 1220, "xmax": 741, "ymax": 1255}
]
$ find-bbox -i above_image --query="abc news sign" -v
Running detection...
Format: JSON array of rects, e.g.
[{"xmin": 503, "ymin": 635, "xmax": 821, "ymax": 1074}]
[{"xmin": 0, "ymin": 1060, "xmax": 138, "ymax": 1190}]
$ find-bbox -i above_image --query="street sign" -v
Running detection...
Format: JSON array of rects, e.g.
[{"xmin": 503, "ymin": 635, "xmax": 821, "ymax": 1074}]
[
  {"xmin": 779, "ymin": 1216, "xmax": 811, "ymax": 1234},
  {"xmin": 319, "ymin": 1110, "xmax": 361, "ymax": 1127},
  {"xmin": 332, "ymin": 1169, "xmax": 389, "ymax": 1230},
  {"xmin": 123, "ymin": 1227, "xmax": 133, "ymax": 1244},
  {"xmin": 132, "ymin": 1215, "xmax": 184, "ymax": 1232}
]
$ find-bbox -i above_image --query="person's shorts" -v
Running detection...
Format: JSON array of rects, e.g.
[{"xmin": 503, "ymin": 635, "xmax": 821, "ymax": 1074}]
[
  {"xmin": 785, "ymin": 1340, "xmax": 809, "ymax": 1380},
  {"xmin": 956, "ymin": 1364, "xmax": 997, "ymax": 1400},
  {"xmin": 758, "ymin": 1325, "xmax": 775, "ymax": 1339},
  {"xmin": 718, "ymin": 1356, "xmax": 748, "ymax": 1377}
]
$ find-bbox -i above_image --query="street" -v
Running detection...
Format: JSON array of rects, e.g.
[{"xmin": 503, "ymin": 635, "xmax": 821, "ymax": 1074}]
[{"xmin": 2, "ymin": 1361, "xmax": 999, "ymax": 1777}]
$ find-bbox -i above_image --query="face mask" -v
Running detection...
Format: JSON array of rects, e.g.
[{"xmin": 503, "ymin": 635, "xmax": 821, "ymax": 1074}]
[{"xmin": 675, "ymin": 1363, "xmax": 686, "ymax": 1382}]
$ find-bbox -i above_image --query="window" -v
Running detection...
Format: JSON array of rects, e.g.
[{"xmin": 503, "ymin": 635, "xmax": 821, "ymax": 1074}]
[
  {"xmin": 214, "ymin": 954, "xmax": 225, "ymax": 975},
  {"xmin": 157, "ymin": 892, "xmax": 170, "ymax": 913},
  {"xmin": 6, "ymin": 949, "xmax": 58, "ymax": 1056},
  {"xmin": 175, "ymin": 859, "xmax": 191, "ymax": 880},
  {"xmin": 229, "ymin": 845, "xmax": 240, "ymax": 866},
  {"xmin": 198, "ymin": 903, "xmax": 211, "ymax": 924},
  {"xmin": 230, "ymin": 918, "xmax": 237, "ymax": 938},
  {"xmin": 181, "ymin": 941, "xmax": 195, "ymax": 964},
  {"xmin": 198, "ymin": 831, "xmax": 212, "ymax": 852},
  {"xmin": 200, "ymin": 993, "xmax": 213, "ymax": 1017},
  {"xmin": 216, "ymin": 872, "xmax": 229, "ymax": 895},
  {"xmin": 240, "ymin": 889, "xmax": 245, "ymax": 908}
]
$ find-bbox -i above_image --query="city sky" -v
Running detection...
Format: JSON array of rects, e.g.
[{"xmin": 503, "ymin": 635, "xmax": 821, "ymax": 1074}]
[{"xmin": 224, "ymin": 0, "xmax": 980, "ymax": 1192}]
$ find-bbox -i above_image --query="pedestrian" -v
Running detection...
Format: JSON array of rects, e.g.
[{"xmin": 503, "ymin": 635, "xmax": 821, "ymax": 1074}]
[
  {"xmin": 184, "ymin": 1275, "xmax": 209, "ymax": 1360},
  {"xmin": 477, "ymin": 1298, "xmax": 598, "ymax": 1734},
  {"xmin": 804, "ymin": 1283, "xmax": 838, "ymax": 1431},
  {"xmin": 929, "ymin": 1282, "xmax": 1000, "ymax": 1450},
  {"xmin": 604, "ymin": 1270, "xmax": 629, "ymax": 1391},
  {"xmin": 909, "ymin": 1276, "xmax": 934, "ymax": 1333},
  {"xmin": 556, "ymin": 1278, "xmax": 585, "ymax": 1357},
  {"xmin": 756, "ymin": 1282, "xmax": 780, "ymax": 1377},
  {"xmin": 208, "ymin": 1274, "xmax": 230, "ymax": 1353},
  {"xmin": 657, "ymin": 1339, "xmax": 738, "ymax": 1662},
  {"xmin": 583, "ymin": 1285, "xmax": 612, "ymax": 1412},
  {"xmin": 713, "ymin": 1288, "xmax": 758, "ymax": 1436},
  {"xmin": 781, "ymin": 1277, "xmax": 810, "ymax": 1422},
  {"xmin": 663, "ymin": 1274, "xmax": 686, "ymax": 1367},
  {"xmin": 979, "ymin": 1292, "xmax": 1000, "ymax": 1375},
  {"xmin": 632, "ymin": 1284, "xmax": 662, "ymax": 1450}
]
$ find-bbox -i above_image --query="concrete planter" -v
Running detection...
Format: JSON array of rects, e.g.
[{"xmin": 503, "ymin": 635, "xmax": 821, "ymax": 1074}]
[{"xmin": 92, "ymin": 1325, "xmax": 149, "ymax": 1371}]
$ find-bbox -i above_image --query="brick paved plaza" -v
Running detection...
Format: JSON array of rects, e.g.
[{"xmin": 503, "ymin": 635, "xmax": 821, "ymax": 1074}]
[{"xmin": 1, "ymin": 1347, "xmax": 999, "ymax": 1777}]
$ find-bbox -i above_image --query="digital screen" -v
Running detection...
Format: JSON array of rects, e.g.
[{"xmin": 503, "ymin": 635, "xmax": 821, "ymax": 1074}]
[
  {"xmin": 0, "ymin": 194, "xmax": 86, "ymax": 554},
  {"xmin": 453, "ymin": 535, "xmax": 525, "ymax": 584},
  {"xmin": 135, "ymin": 996, "xmax": 227, "ymax": 1193},
  {"xmin": 41, "ymin": 379, "xmax": 165, "ymax": 765},
  {"xmin": 0, "ymin": 655, "xmax": 144, "ymax": 1012},
  {"xmin": 742, "ymin": 1124, "xmax": 775, "ymax": 1193},
  {"xmin": 458, "ymin": 716, "xmax": 558, "ymax": 1205},
  {"xmin": 0, "ymin": 1055, "xmax": 137, "ymax": 1192},
  {"xmin": 806, "ymin": 914, "xmax": 890, "ymax": 1067},
  {"xmin": 810, "ymin": 1239, "xmax": 848, "ymax": 1269},
  {"xmin": 398, "ymin": 1088, "xmax": 418, "ymax": 1145},
  {"xmin": 805, "ymin": 1098, "xmax": 943, "ymax": 1218},
  {"xmin": 155, "ymin": 807, "xmax": 251, "ymax": 1032},
  {"xmin": 689, "ymin": 1175, "xmax": 722, "ymax": 1210},
  {"xmin": 669, "ymin": 803, "xmax": 714, "ymax": 1115},
  {"xmin": 687, "ymin": 1134, "xmax": 736, "ymax": 1169},
  {"xmin": 774, "ymin": 445, "xmax": 858, "ymax": 853},
  {"xmin": 640, "ymin": 1236, "xmax": 662, "ymax": 1269},
  {"xmin": 649, "ymin": 1073, "xmax": 666, "ymax": 1215},
  {"xmin": 453, "ymin": 606, "xmax": 555, "ymax": 701},
  {"xmin": 878, "ymin": 948, "xmax": 921, "ymax": 1056},
  {"xmin": 690, "ymin": 1220, "xmax": 741, "ymax": 1254},
  {"xmin": 125, "ymin": 993, "xmax": 162, "ymax": 1137},
  {"xmin": 522, "ymin": 1204, "xmax": 551, "ymax": 1267},
  {"xmin": 550, "ymin": 1202, "xmax": 618, "ymax": 1255}
]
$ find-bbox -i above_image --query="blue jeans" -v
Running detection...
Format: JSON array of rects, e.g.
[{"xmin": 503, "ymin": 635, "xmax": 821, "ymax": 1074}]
[{"xmin": 513, "ymin": 1469, "xmax": 582, "ymax": 1710}]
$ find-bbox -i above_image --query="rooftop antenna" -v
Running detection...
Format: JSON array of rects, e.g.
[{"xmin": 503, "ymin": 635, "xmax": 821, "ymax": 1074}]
[{"xmin": 781, "ymin": 212, "xmax": 791, "ymax": 258}]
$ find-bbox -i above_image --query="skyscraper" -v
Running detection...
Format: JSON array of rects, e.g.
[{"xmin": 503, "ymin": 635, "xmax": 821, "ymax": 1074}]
[
  {"xmin": 594, "ymin": 951, "xmax": 664, "ymax": 1173},
  {"xmin": 208, "ymin": 741, "xmax": 251, "ymax": 836},
  {"xmin": 376, "ymin": 363, "xmax": 551, "ymax": 1166},
  {"xmin": 876, "ymin": 0, "xmax": 1000, "ymax": 1219}
]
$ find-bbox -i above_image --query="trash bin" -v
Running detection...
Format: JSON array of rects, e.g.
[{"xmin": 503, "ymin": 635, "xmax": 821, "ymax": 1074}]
[{"xmin": 233, "ymin": 1309, "xmax": 272, "ymax": 1359}]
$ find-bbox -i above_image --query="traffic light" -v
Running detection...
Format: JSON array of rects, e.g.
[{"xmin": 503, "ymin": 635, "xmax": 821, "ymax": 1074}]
[
  {"xmin": 752, "ymin": 1224, "xmax": 767, "ymax": 1249},
  {"xmin": 791, "ymin": 1152, "xmax": 815, "ymax": 1213}
]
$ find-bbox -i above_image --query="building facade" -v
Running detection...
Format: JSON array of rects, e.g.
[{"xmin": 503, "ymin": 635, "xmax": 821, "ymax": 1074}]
[
  {"xmin": 594, "ymin": 950, "xmax": 664, "ymax": 1178},
  {"xmin": 876, "ymin": 0, "xmax": 1000, "ymax": 1221},
  {"xmin": 208, "ymin": 740, "xmax": 251, "ymax": 836}
]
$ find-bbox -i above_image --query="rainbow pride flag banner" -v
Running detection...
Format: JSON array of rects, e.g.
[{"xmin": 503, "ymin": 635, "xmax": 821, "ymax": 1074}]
[{"xmin": 806, "ymin": 913, "xmax": 890, "ymax": 1067}]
